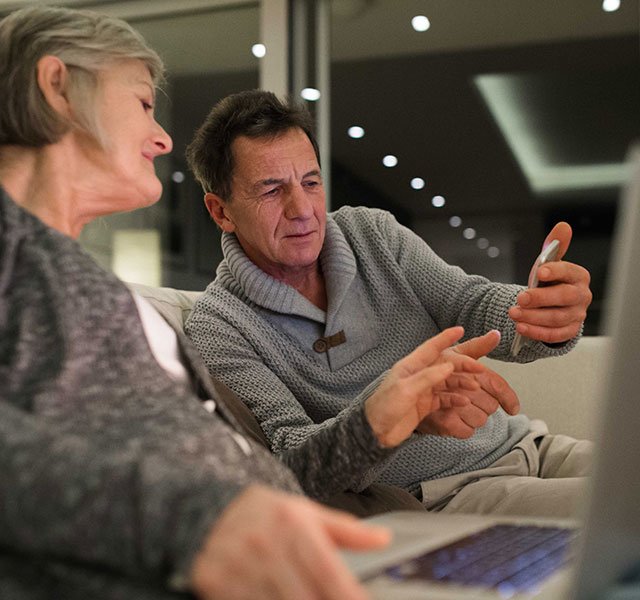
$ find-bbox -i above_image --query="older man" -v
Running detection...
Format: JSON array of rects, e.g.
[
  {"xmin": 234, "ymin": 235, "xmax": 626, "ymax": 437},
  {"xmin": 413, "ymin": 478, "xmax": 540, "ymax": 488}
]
[{"xmin": 185, "ymin": 90, "xmax": 593, "ymax": 517}]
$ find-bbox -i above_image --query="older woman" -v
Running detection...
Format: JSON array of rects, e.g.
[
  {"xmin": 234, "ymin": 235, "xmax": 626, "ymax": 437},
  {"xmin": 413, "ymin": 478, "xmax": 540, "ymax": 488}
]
[{"xmin": 0, "ymin": 6, "xmax": 491, "ymax": 600}]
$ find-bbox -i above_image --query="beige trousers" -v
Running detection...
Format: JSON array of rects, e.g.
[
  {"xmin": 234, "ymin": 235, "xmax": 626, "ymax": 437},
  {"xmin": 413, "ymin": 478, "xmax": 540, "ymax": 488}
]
[{"xmin": 420, "ymin": 420, "xmax": 594, "ymax": 518}]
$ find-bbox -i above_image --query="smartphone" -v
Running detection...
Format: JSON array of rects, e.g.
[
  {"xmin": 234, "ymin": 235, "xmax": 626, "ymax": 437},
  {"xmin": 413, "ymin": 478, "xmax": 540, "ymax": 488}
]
[{"xmin": 510, "ymin": 238, "xmax": 561, "ymax": 357}]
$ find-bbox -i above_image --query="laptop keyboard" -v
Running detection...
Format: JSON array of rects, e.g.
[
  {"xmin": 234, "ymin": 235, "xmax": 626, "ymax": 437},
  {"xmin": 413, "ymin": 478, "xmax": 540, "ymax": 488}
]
[{"xmin": 385, "ymin": 524, "xmax": 578, "ymax": 596}]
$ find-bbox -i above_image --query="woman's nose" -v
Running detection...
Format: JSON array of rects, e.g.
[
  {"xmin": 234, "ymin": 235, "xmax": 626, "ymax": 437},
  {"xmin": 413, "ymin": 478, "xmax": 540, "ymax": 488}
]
[{"xmin": 153, "ymin": 121, "xmax": 173, "ymax": 155}]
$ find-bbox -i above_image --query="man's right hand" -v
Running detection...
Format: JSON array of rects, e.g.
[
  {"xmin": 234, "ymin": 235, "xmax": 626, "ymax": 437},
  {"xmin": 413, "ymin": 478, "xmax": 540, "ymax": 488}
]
[{"xmin": 190, "ymin": 485, "xmax": 390, "ymax": 600}]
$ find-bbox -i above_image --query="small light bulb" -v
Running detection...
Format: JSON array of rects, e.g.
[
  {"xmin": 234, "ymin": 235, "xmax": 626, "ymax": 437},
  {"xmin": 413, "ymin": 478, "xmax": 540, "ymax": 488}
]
[
  {"xmin": 300, "ymin": 88, "xmax": 321, "ymax": 101},
  {"xmin": 251, "ymin": 43, "xmax": 266, "ymax": 58},
  {"xmin": 411, "ymin": 177, "xmax": 425, "ymax": 190},
  {"xmin": 411, "ymin": 15, "xmax": 431, "ymax": 32},
  {"xmin": 602, "ymin": 0, "xmax": 621, "ymax": 11},
  {"xmin": 348, "ymin": 126, "xmax": 365, "ymax": 139},
  {"xmin": 382, "ymin": 155, "xmax": 398, "ymax": 167}
]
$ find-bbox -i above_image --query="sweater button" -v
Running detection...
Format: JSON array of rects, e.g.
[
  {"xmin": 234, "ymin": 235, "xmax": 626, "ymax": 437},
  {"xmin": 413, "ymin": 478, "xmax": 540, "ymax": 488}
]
[{"xmin": 313, "ymin": 338, "xmax": 328, "ymax": 353}]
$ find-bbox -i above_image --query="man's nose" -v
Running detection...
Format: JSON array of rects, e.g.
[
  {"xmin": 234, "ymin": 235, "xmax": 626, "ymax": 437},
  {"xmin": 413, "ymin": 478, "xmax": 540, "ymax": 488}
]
[{"xmin": 285, "ymin": 186, "xmax": 314, "ymax": 218}]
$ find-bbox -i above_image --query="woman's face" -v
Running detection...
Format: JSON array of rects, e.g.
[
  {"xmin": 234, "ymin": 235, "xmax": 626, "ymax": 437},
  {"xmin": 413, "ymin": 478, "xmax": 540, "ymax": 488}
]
[{"xmin": 79, "ymin": 59, "xmax": 172, "ymax": 212}]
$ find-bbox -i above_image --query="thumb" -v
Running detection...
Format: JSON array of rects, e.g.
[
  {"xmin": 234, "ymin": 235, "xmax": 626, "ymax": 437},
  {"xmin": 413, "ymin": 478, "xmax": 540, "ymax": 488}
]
[
  {"xmin": 543, "ymin": 221, "xmax": 572, "ymax": 260},
  {"xmin": 453, "ymin": 329, "xmax": 501, "ymax": 360}
]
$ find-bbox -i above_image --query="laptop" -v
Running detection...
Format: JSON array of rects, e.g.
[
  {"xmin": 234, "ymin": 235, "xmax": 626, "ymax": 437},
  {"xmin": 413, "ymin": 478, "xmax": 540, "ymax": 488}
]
[{"xmin": 343, "ymin": 144, "xmax": 640, "ymax": 600}]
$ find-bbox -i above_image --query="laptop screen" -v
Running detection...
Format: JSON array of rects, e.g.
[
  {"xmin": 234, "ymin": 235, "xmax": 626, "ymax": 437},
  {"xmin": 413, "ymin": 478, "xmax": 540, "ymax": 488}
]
[{"xmin": 570, "ymin": 144, "xmax": 640, "ymax": 599}]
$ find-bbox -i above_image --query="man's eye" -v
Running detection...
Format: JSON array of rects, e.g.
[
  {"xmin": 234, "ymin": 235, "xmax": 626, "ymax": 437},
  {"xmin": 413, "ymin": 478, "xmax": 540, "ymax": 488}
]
[{"xmin": 264, "ymin": 188, "xmax": 279, "ymax": 197}]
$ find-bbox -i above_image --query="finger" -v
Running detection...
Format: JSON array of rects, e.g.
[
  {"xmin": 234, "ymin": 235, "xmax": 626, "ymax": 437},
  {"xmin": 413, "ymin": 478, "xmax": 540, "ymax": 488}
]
[
  {"xmin": 509, "ymin": 305, "xmax": 585, "ymax": 329},
  {"xmin": 452, "ymin": 329, "xmax": 501, "ymax": 360},
  {"xmin": 535, "ymin": 261, "xmax": 591, "ymax": 287},
  {"xmin": 417, "ymin": 410, "xmax": 476, "ymax": 438},
  {"xmin": 513, "ymin": 321, "xmax": 582, "ymax": 345},
  {"xmin": 320, "ymin": 508, "xmax": 392, "ymax": 550},
  {"xmin": 463, "ymin": 389, "xmax": 500, "ymax": 416},
  {"xmin": 515, "ymin": 282, "xmax": 591, "ymax": 312},
  {"xmin": 543, "ymin": 221, "xmax": 572, "ymax": 260},
  {"xmin": 439, "ymin": 373, "xmax": 481, "ymax": 391},
  {"xmin": 434, "ymin": 391, "xmax": 471, "ymax": 408},
  {"xmin": 475, "ymin": 370, "xmax": 520, "ymax": 415},
  {"xmin": 396, "ymin": 327, "xmax": 464, "ymax": 376},
  {"xmin": 299, "ymin": 515, "xmax": 380, "ymax": 600},
  {"xmin": 453, "ymin": 404, "xmax": 490, "ymax": 429}
]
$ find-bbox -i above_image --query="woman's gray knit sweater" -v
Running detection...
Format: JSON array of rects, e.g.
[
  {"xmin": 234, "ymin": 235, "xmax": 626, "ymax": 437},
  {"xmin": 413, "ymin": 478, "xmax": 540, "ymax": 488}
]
[{"xmin": 186, "ymin": 206, "xmax": 577, "ymax": 497}]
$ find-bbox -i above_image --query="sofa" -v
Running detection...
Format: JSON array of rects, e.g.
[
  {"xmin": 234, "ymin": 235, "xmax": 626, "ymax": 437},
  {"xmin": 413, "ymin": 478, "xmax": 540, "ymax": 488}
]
[{"xmin": 130, "ymin": 281, "xmax": 607, "ymax": 443}]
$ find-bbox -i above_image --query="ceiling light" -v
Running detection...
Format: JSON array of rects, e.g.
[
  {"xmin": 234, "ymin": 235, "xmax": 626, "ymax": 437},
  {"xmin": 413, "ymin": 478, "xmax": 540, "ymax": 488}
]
[
  {"xmin": 602, "ymin": 0, "xmax": 621, "ymax": 11},
  {"xmin": 411, "ymin": 15, "xmax": 430, "ymax": 32},
  {"xmin": 488, "ymin": 246, "xmax": 500, "ymax": 258},
  {"xmin": 411, "ymin": 177, "xmax": 425, "ymax": 190},
  {"xmin": 300, "ymin": 88, "xmax": 321, "ymax": 101},
  {"xmin": 251, "ymin": 43, "xmax": 266, "ymax": 58},
  {"xmin": 449, "ymin": 216, "xmax": 462, "ymax": 228},
  {"xmin": 477, "ymin": 237, "xmax": 489, "ymax": 249},
  {"xmin": 171, "ymin": 171, "xmax": 185, "ymax": 183},
  {"xmin": 382, "ymin": 154, "xmax": 398, "ymax": 167},
  {"xmin": 348, "ymin": 126, "xmax": 365, "ymax": 139},
  {"xmin": 463, "ymin": 227, "xmax": 476, "ymax": 240},
  {"xmin": 431, "ymin": 195, "xmax": 445, "ymax": 208}
]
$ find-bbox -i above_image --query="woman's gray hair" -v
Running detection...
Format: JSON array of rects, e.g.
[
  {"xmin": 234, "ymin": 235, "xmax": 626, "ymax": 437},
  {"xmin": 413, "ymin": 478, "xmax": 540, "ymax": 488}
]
[{"xmin": 0, "ymin": 5, "xmax": 164, "ymax": 147}]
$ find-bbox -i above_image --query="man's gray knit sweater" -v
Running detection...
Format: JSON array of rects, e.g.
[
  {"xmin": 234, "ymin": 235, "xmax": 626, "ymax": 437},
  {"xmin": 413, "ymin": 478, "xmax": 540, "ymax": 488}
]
[{"xmin": 186, "ymin": 206, "xmax": 577, "ymax": 497}]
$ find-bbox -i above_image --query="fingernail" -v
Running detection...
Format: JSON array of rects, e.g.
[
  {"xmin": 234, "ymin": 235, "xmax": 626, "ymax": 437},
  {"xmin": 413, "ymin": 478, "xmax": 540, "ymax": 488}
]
[
  {"xmin": 510, "ymin": 308, "xmax": 522, "ymax": 319},
  {"xmin": 538, "ymin": 267, "xmax": 550, "ymax": 279},
  {"xmin": 518, "ymin": 292, "xmax": 531, "ymax": 306}
]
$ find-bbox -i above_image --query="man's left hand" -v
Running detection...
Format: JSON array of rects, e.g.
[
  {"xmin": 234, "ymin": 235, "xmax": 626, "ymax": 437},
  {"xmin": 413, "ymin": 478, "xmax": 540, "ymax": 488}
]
[
  {"xmin": 417, "ymin": 330, "xmax": 520, "ymax": 439},
  {"xmin": 508, "ymin": 222, "xmax": 592, "ymax": 345}
]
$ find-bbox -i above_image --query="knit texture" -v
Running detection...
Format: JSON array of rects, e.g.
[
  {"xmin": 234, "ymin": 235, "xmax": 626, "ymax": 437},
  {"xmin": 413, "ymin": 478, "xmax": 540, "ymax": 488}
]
[
  {"xmin": 0, "ymin": 188, "xmax": 300, "ymax": 598},
  {"xmin": 186, "ymin": 206, "xmax": 577, "ymax": 497}
]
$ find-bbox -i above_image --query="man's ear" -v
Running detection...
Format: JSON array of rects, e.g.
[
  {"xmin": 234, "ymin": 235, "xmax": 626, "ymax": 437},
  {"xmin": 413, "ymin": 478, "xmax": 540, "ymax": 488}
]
[
  {"xmin": 36, "ymin": 55, "xmax": 72, "ymax": 119},
  {"xmin": 204, "ymin": 192, "xmax": 235, "ymax": 232}
]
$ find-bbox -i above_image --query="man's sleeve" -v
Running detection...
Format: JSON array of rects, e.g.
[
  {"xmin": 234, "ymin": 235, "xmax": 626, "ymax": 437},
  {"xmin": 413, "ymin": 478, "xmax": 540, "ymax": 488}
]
[{"xmin": 377, "ymin": 209, "xmax": 580, "ymax": 362}]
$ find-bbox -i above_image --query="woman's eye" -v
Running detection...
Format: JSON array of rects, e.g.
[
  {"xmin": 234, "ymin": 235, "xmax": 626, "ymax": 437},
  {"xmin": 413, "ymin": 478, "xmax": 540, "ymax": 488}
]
[{"xmin": 141, "ymin": 100, "xmax": 153, "ymax": 111}]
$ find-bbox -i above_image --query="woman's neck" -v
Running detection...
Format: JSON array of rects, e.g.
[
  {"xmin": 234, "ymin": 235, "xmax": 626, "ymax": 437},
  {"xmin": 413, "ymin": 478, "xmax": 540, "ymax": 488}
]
[{"xmin": 0, "ymin": 143, "xmax": 92, "ymax": 238}]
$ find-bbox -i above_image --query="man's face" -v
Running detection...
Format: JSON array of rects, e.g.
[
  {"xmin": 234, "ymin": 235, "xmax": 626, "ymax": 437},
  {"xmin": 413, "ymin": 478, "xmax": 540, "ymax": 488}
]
[{"xmin": 217, "ymin": 128, "xmax": 327, "ymax": 282}]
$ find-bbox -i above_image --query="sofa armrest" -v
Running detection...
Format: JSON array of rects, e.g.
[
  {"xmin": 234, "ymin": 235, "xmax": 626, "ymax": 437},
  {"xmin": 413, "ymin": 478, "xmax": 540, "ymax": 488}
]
[
  {"xmin": 481, "ymin": 336, "xmax": 610, "ymax": 440},
  {"xmin": 126, "ymin": 282, "xmax": 201, "ymax": 332}
]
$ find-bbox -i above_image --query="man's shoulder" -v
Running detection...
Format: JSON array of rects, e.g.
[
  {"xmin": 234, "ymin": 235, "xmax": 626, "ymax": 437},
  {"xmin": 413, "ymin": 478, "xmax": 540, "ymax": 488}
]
[{"xmin": 329, "ymin": 205, "xmax": 398, "ymax": 240}]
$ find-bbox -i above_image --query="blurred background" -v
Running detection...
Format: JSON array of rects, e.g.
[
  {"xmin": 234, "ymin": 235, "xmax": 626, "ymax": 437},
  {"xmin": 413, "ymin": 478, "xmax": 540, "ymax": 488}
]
[{"xmin": 1, "ymin": 0, "xmax": 638, "ymax": 334}]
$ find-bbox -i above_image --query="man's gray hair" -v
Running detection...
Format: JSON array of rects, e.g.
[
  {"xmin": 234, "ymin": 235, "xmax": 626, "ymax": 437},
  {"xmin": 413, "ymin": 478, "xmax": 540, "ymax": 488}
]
[{"xmin": 0, "ymin": 5, "xmax": 164, "ymax": 146}]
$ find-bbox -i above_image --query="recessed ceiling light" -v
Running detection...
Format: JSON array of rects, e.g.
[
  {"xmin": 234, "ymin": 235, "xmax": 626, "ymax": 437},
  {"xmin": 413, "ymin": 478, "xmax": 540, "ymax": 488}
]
[
  {"xmin": 411, "ymin": 15, "xmax": 430, "ymax": 32},
  {"xmin": 347, "ymin": 126, "xmax": 365, "ymax": 139},
  {"xmin": 382, "ymin": 154, "xmax": 398, "ymax": 167},
  {"xmin": 251, "ymin": 43, "xmax": 266, "ymax": 58},
  {"xmin": 477, "ymin": 237, "xmax": 489, "ymax": 249},
  {"xmin": 602, "ymin": 0, "xmax": 621, "ymax": 11},
  {"xmin": 431, "ymin": 195, "xmax": 445, "ymax": 208},
  {"xmin": 463, "ymin": 227, "xmax": 476, "ymax": 240},
  {"xmin": 449, "ymin": 216, "xmax": 462, "ymax": 228},
  {"xmin": 300, "ymin": 88, "xmax": 321, "ymax": 101},
  {"xmin": 411, "ymin": 177, "xmax": 425, "ymax": 190},
  {"xmin": 488, "ymin": 246, "xmax": 500, "ymax": 258}
]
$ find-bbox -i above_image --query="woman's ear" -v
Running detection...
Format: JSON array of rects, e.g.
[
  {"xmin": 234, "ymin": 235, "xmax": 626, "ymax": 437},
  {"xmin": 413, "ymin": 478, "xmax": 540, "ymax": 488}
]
[
  {"xmin": 36, "ymin": 55, "xmax": 72, "ymax": 119},
  {"xmin": 204, "ymin": 192, "xmax": 235, "ymax": 232}
]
